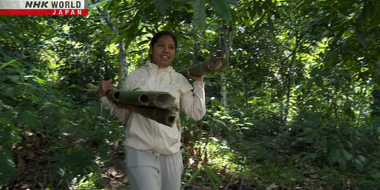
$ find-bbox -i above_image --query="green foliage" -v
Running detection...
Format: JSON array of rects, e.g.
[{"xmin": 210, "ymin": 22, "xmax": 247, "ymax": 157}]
[
  {"xmin": 155, "ymin": 0, "xmax": 174, "ymax": 12},
  {"xmin": 48, "ymin": 143, "xmax": 97, "ymax": 178},
  {"xmin": 89, "ymin": 0, "xmax": 110, "ymax": 9},
  {"xmin": 182, "ymin": 169, "xmax": 200, "ymax": 189},
  {"xmin": 203, "ymin": 165, "xmax": 223, "ymax": 189},
  {"xmin": 0, "ymin": 149, "xmax": 18, "ymax": 186},
  {"xmin": 193, "ymin": 0, "xmax": 206, "ymax": 27},
  {"xmin": 73, "ymin": 173, "xmax": 105, "ymax": 190},
  {"xmin": 208, "ymin": 0, "xmax": 233, "ymax": 20}
]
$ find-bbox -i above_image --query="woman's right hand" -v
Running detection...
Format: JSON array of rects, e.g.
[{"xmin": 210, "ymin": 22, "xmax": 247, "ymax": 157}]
[{"xmin": 97, "ymin": 79, "xmax": 115, "ymax": 98}]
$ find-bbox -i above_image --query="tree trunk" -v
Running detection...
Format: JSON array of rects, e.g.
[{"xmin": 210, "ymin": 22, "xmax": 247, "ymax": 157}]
[
  {"xmin": 371, "ymin": 63, "xmax": 380, "ymax": 117},
  {"xmin": 92, "ymin": 0, "xmax": 128, "ymax": 88},
  {"xmin": 371, "ymin": 89, "xmax": 380, "ymax": 117},
  {"xmin": 284, "ymin": 34, "xmax": 300, "ymax": 124},
  {"xmin": 119, "ymin": 19, "xmax": 128, "ymax": 89},
  {"xmin": 243, "ymin": 71, "xmax": 249, "ymax": 106},
  {"xmin": 219, "ymin": 22, "xmax": 233, "ymax": 110},
  {"xmin": 118, "ymin": 39, "xmax": 127, "ymax": 89}
]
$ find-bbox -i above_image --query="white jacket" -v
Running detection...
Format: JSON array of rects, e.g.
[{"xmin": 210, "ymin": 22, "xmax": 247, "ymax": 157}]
[{"xmin": 101, "ymin": 62, "xmax": 206, "ymax": 155}]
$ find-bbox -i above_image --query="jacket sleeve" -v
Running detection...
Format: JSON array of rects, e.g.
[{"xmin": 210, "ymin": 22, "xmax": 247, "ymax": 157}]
[
  {"xmin": 180, "ymin": 80, "xmax": 206, "ymax": 121},
  {"xmin": 100, "ymin": 72, "xmax": 136, "ymax": 125}
]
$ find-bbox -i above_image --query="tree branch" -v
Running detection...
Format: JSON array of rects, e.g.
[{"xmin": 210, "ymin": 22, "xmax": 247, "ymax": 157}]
[
  {"xmin": 91, "ymin": 0, "xmax": 128, "ymax": 88},
  {"xmin": 91, "ymin": 0, "xmax": 118, "ymax": 36}
]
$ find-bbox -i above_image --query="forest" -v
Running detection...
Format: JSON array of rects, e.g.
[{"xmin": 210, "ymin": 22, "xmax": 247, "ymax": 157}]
[{"xmin": 1, "ymin": 0, "xmax": 380, "ymax": 189}]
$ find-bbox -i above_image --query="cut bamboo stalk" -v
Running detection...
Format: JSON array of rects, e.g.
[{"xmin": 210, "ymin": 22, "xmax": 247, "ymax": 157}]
[
  {"xmin": 85, "ymin": 84, "xmax": 177, "ymax": 127},
  {"xmin": 86, "ymin": 88, "xmax": 100, "ymax": 99},
  {"xmin": 85, "ymin": 83, "xmax": 98, "ymax": 89},
  {"xmin": 115, "ymin": 103, "xmax": 177, "ymax": 126},
  {"xmin": 116, "ymin": 91, "xmax": 175, "ymax": 109},
  {"xmin": 86, "ymin": 84, "xmax": 175, "ymax": 109},
  {"xmin": 179, "ymin": 57, "xmax": 228, "ymax": 78}
]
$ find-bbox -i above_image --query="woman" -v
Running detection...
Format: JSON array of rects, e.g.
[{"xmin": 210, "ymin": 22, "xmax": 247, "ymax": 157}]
[{"xmin": 97, "ymin": 31, "xmax": 206, "ymax": 190}]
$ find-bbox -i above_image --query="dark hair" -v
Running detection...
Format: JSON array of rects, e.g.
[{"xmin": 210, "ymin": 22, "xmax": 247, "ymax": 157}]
[{"xmin": 149, "ymin": 31, "xmax": 178, "ymax": 61}]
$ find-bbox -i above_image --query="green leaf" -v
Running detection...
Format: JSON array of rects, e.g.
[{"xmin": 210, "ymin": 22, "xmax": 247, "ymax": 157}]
[
  {"xmin": 299, "ymin": 153, "xmax": 317, "ymax": 163},
  {"xmin": 248, "ymin": 8, "xmax": 256, "ymax": 19},
  {"xmin": 253, "ymin": 15, "xmax": 264, "ymax": 31},
  {"xmin": 89, "ymin": 0, "xmax": 110, "ymax": 9},
  {"xmin": 0, "ymin": 149, "xmax": 18, "ymax": 184},
  {"xmin": 329, "ymin": 148, "xmax": 339, "ymax": 163},
  {"xmin": 155, "ymin": 0, "xmax": 174, "ymax": 12},
  {"xmin": 193, "ymin": 0, "xmax": 206, "ymax": 27},
  {"xmin": 331, "ymin": 28, "xmax": 346, "ymax": 46},
  {"xmin": 181, "ymin": 0, "xmax": 193, "ymax": 3},
  {"xmin": 203, "ymin": 165, "xmax": 223, "ymax": 187},
  {"xmin": 355, "ymin": 159, "xmax": 364, "ymax": 172},
  {"xmin": 0, "ymin": 59, "xmax": 17, "ymax": 70},
  {"xmin": 114, "ymin": 11, "xmax": 142, "ymax": 47},
  {"xmin": 309, "ymin": 112, "xmax": 322, "ymax": 123},
  {"xmin": 266, "ymin": 17, "xmax": 275, "ymax": 32},
  {"xmin": 338, "ymin": 157, "xmax": 346, "ymax": 170},
  {"xmin": 19, "ymin": 111, "xmax": 40, "ymax": 130},
  {"xmin": 186, "ymin": 169, "xmax": 201, "ymax": 186},
  {"xmin": 99, "ymin": 144, "xmax": 109, "ymax": 162},
  {"xmin": 370, "ymin": 172, "xmax": 380, "ymax": 180},
  {"xmin": 341, "ymin": 149, "xmax": 353, "ymax": 161},
  {"xmin": 315, "ymin": 76, "xmax": 323, "ymax": 87},
  {"xmin": 225, "ymin": 0, "xmax": 239, "ymax": 5},
  {"xmin": 202, "ymin": 166, "xmax": 218, "ymax": 189},
  {"xmin": 209, "ymin": 0, "xmax": 232, "ymax": 20},
  {"xmin": 357, "ymin": 155, "xmax": 367, "ymax": 163},
  {"xmin": 374, "ymin": 119, "xmax": 380, "ymax": 129},
  {"xmin": 304, "ymin": 131, "xmax": 315, "ymax": 143},
  {"xmin": 321, "ymin": 137, "xmax": 327, "ymax": 147},
  {"xmin": 325, "ymin": 49, "xmax": 339, "ymax": 62},
  {"xmin": 355, "ymin": 29, "xmax": 367, "ymax": 48}
]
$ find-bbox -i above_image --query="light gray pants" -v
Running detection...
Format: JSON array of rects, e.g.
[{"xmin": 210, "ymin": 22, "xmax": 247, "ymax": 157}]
[{"xmin": 125, "ymin": 147, "xmax": 183, "ymax": 190}]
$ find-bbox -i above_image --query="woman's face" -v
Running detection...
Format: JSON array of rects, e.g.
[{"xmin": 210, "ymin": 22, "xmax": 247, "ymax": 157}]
[{"xmin": 149, "ymin": 35, "xmax": 176, "ymax": 68}]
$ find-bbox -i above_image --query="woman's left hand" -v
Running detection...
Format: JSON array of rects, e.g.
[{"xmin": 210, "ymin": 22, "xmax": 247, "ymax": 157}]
[{"xmin": 187, "ymin": 71, "xmax": 204, "ymax": 82}]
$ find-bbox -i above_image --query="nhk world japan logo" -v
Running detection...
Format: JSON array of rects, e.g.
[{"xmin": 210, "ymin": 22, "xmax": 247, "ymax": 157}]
[{"xmin": 0, "ymin": 0, "xmax": 88, "ymax": 15}]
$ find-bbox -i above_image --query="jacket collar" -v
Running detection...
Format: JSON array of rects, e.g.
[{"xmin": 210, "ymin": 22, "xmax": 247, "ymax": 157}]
[{"xmin": 144, "ymin": 62, "xmax": 175, "ymax": 72}]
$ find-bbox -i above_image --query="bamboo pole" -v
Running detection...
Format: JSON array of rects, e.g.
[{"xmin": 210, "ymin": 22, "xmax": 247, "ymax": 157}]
[
  {"xmin": 178, "ymin": 57, "xmax": 228, "ymax": 78},
  {"xmin": 117, "ymin": 91, "xmax": 175, "ymax": 109},
  {"xmin": 86, "ymin": 84, "xmax": 175, "ymax": 109},
  {"xmin": 86, "ymin": 88, "xmax": 100, "ymax": 99},
  {"xmin": 85, "ymin": 84, "xmax": 177, "ymax": 127},
  {"xmin": 115, "ymin": 103, "xmax": 177, "ymax": 127}
]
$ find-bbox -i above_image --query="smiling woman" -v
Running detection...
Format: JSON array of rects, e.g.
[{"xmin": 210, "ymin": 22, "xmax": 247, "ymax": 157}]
[
  {"xmin": 149, "ymin": 31, "xmax": 177, "ymax": 68},
  {"xmin": 96, "ymin": 31, "xmax": 206, "ymax": 190}
]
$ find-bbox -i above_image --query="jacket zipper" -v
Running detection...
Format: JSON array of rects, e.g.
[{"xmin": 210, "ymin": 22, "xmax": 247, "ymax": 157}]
[{"xmin": 153, "ymin": 69, "xmax": 160, "ymax": 154}]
